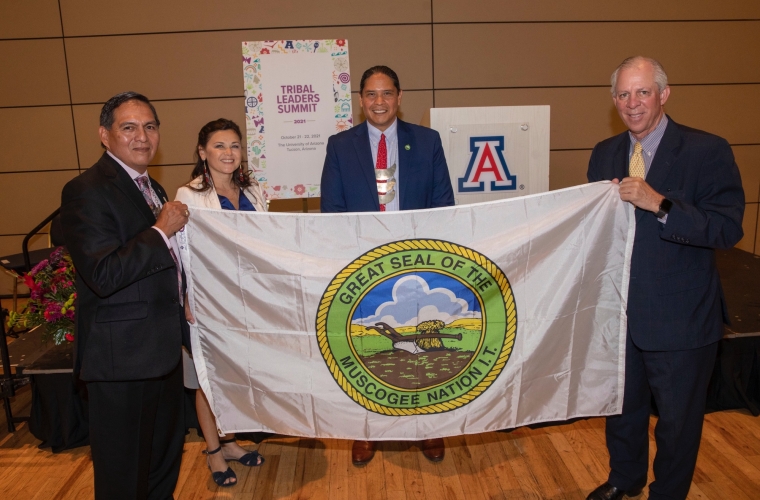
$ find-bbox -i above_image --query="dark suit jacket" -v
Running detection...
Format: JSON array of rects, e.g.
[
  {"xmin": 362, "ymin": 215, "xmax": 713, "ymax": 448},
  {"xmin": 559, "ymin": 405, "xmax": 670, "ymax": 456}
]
[
  {"xmin": 320, "ymin": 119, "xmax": 455, "ymax": 212},
  {"xmin": 588, "ymin": 117, "xmax": 744, "ymax": 351},
  {"xmin": 61, "ymin": 153, "xmax": 183, "ymax": 382}
]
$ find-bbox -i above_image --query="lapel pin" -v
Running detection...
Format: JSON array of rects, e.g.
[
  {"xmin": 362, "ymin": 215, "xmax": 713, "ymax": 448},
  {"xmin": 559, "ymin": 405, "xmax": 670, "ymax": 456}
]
[{"xmin": 405, "ymin": 144, "xmax": 411, "ymax": 151}]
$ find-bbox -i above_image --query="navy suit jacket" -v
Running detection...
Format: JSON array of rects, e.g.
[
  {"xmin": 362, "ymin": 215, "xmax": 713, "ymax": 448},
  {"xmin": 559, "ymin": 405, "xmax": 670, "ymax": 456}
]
[
  {"xmin": 320, "ymin": 119, "xmax": 455, "ymax": 212},
  {"xmin": 61, "ymin": 153, "xmax": 184, "ymax": 381},
  {"xmin": 588, "ymin": 117, "xmax": 744, "ymax": 351}
]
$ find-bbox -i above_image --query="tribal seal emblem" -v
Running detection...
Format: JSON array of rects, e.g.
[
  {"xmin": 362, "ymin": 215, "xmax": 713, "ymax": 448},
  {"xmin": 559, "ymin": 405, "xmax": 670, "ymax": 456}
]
[{"xmin": 316, "ymin": 239, "xmax": 516, "ymax": 415}]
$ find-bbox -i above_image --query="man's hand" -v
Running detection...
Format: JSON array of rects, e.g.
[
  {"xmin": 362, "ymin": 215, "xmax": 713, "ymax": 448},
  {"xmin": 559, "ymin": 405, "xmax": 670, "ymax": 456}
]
[
  {"xmin": 184, "ymin": 294, "xmax": 195, "ymax": 324},
  {"xmin": 155, "ymin": 201, "xmax": 189, "ymax": 237},
  {"xmin": 612, "ymin": 177, "xmax": 665, "ymax": 213}
]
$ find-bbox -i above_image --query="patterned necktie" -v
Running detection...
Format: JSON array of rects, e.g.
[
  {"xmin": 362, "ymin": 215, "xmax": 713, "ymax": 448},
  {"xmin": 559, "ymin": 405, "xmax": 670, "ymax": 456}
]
[
  {"xmin": 376, "ymin": 133, "xmax": 387, "ymax": 211},
  {"xmin": 629, "ymin": 142, "xmax": 645, "ymax": 178},
  {"xmin": 135, "ymin": 176, "xmax": 162, "ymax": 218},
  {"xmin": 135, "ymin": 176, "xmax": 183, "ymax": 304}
]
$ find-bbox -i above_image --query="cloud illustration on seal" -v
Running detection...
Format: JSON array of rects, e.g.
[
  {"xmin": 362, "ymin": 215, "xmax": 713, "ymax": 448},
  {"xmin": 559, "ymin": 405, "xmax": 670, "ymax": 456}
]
[{"xmin": 354, "ymin": 275, "xmax": 480, "ymax": 328}]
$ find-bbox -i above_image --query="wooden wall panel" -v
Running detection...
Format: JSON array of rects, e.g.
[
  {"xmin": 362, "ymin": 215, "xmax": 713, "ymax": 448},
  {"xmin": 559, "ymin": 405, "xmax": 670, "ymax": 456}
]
[
  {"xmin": 734, "ymin": 146, "xmax": 760, "ymax": 204},
  {"xmin": 0, "ymin": 107, "xmax": 78, "ymax": 173},
  {"xmin": 0, "ymin": 0, "xmax": 62, "ymax": 39},
  {"xmin": 61, "ymin": 0, "xmax": 431, "ymax": 36},
  {"xmin": 0, "ymin": 40, "xmax": 70, "ymax": 107},
  {"xmin": 65, "ymin": 25, "xmax": 432, "ymax": 104},
  {"xmin": 0, "ymin": 171, "xmax": 77, "ymax": 234},
  {"xmin": 433, "ymin": 0, "xmax": 760, "ymax": 22},
  {"xmin": 665, "ymin": 86, "xmax": 760, "ymax": 147},
  {"xmin": 434, "ymin": 22, "xmax": 760, "ymax": 89},
  {"xmin": 70, "ymin": 104, "xmax": 102, "ymax": 170},
  {"xmin": 549, "ymin": 150, "xmax": 591, "ymax": 191},
  {"xmin": 148, "ymin": 165, "xmax": 195, "ymax": 202}
]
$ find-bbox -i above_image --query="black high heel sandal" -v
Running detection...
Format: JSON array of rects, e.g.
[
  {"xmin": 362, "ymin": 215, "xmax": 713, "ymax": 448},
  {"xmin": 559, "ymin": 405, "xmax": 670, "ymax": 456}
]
[
  {"xmin": 203, "ymin": 445, "xmax": 237, "ymax": 487},
  {"xmin": 219, "ymin": 437, "xmax": 265, "ymax": 467}
]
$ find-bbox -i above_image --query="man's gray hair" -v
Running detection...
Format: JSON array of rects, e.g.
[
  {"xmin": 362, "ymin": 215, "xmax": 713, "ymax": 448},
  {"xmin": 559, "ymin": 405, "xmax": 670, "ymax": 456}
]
[{"xmin": 610, "ymin": 56, "xmax": 669, "ymax": 95}]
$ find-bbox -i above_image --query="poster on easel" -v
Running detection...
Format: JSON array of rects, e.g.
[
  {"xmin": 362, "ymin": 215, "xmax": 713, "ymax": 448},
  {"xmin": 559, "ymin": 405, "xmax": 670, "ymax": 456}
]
[{"xmin": 242, "ymin": 40, "xmax": 353, "ymax": 199}]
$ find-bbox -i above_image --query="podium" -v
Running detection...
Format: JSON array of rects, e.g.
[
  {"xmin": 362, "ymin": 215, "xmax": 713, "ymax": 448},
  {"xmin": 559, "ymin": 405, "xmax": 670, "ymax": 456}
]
[{"xmin": 430, "ymin": 106, "xmax": 550, "ymax": 205}]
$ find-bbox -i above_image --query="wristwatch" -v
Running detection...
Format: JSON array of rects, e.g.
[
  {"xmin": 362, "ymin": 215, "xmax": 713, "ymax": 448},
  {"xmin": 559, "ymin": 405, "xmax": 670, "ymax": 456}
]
[{"xmin": 654, "ymin": 198, "xmax": 673, "ymax": 219}]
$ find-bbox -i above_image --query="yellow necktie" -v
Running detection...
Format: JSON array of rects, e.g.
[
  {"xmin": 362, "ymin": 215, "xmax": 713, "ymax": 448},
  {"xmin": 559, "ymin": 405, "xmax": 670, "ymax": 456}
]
[{"xmin": 629, "ymin": 142, "xmax": 645, "ymax": 178}]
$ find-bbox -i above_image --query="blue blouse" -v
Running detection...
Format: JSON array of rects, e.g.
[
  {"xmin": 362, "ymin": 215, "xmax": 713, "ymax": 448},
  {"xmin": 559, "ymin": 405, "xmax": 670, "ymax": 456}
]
[{"xmin": 218, "ymin": 190, "xmax": 256, "ymax": 211}]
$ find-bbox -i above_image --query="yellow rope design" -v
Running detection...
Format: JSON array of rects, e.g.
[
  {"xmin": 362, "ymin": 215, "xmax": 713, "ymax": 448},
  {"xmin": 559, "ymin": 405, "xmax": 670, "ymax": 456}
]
[{"xmin": 316, "ymin": 239, "xmax": 517, "ymax": 415}]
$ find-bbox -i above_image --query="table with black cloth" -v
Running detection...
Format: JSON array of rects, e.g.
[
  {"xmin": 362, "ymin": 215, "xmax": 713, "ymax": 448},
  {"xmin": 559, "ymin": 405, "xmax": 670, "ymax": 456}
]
[
  {"xmin": 19, "ymin": 342, "xmax": 199, "ymax": 452},
  {"xmin": 20, "ymin": 343, "xmax": 89, "ymax": 452},
  {"xmin": 706, "ymin": 248, "xmax": 760, "ymax": 414}
]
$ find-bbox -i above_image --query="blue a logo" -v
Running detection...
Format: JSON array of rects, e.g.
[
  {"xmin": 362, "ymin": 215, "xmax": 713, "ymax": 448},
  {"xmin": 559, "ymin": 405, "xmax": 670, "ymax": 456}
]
[{"xmin": 458, "ymin": 137, "xmax": 516, "ymax": 192}]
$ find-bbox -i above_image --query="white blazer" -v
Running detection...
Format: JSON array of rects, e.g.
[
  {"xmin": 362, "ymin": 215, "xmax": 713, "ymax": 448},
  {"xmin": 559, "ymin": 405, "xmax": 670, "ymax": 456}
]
[{"xmin": 175, "ymin": 175, "xmax": 267, "ymax": 212}]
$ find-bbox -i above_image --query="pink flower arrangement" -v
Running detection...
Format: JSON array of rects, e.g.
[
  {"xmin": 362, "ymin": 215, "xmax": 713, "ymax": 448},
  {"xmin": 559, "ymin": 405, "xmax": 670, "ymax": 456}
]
[{"xmin": 7, "ymin": 247, "xmax": 76, "ymax": 344}]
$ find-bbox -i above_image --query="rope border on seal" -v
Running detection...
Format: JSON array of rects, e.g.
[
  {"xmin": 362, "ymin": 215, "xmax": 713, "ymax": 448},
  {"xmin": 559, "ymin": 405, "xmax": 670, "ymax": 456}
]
[{"xmin": 315, "ymin": 239, "xmax": 517, "ymax": 416}]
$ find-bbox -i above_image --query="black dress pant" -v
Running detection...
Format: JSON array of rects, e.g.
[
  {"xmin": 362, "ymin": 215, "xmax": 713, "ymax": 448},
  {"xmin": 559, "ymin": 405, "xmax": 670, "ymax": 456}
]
[
  {"xmin": 87, "ymin": 360, "xmax": 184, "ymax": 500},
  {"xmin": 606, "ymin": 332, "xmax": 718, "ymax": 500}
]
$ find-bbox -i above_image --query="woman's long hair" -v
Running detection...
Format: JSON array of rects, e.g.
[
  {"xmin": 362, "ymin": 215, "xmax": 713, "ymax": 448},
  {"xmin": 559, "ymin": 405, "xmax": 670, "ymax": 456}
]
[{"xmin": 189, "ymin": 118, "xmax": 253, "ymax": 192}]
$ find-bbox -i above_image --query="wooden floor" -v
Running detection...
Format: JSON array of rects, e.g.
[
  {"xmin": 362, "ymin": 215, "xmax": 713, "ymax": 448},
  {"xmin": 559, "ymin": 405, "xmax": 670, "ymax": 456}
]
[{"xmin": 2, "ymin": 383, "xmax": 760, "ymax": 500}]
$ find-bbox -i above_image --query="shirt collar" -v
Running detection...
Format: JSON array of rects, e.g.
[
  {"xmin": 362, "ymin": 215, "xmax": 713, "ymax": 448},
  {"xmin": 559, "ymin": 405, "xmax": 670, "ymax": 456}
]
[
  {"xmin": 107, "ymin": 150, "xmax": 147, "ymax": 181},
  {"xmin": 628, "ymin": 114, "xmax": 668, "ymax": 152},
  {"xmin": 366, "ymin": 117, "xmax": 398, "ymax": 142}
]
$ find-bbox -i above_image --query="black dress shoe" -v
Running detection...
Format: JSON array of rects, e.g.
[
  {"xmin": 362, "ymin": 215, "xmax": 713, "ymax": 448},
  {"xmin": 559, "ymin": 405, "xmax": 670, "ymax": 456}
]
[{"xmin": 586, "ymin": 482, "xmax": 644, "ymax": 500}]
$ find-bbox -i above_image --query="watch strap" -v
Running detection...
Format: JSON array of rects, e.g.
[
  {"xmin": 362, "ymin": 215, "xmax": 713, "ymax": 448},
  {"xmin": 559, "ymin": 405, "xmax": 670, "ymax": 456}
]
[{"xmin": 655, "ymin": 198, "xmax": 673, "ymax": 219}]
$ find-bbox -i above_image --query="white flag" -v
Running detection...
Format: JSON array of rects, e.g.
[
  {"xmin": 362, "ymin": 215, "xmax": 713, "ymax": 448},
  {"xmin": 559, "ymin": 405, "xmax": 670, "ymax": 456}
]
[{"xmin": 180, "ymin": 181, "xmax": 633, "ymax": 439}]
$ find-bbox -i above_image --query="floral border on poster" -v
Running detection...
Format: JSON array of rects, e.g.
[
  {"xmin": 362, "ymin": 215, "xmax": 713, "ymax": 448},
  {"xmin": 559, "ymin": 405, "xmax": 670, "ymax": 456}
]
[{"xmin": 242, "ymin": 39, "xmax": 353, "ymax": 200}]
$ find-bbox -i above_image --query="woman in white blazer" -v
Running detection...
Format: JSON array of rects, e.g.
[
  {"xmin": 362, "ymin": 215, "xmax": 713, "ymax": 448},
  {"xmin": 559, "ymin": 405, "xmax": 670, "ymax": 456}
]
[{"xmin": 176, "ymin": 119, "xmax": 266, "ymax": 487}]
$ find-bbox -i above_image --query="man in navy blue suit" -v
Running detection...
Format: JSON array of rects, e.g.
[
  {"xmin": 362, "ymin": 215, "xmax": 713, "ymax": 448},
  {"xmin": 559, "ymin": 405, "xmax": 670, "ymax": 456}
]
[
  {"xmin": 320, "ymin": 66, "xmax": 454, "ymax": 213},
  {"xmin": 320, "ymin": 66, "xmax": 455, "ymax": 466},
  {"xmin": 586, "ymin": 57, "xmax": 744, "ymax": 500}
]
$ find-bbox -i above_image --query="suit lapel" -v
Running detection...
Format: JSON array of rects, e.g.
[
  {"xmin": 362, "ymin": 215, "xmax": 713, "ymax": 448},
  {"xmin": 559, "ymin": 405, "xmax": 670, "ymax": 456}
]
[
  {"xmin": 643, "ymin": 117, "xmax": 680, "ymax": 192},
  {"xmin": 613, "ymin": 134, "xmax": 629, "ymax": 181},
  {"xmin": 101, "ymin": 153, "xmax": 157, "ymax": 224},
  {"xmin": 397, "ymin": 120, "xmax": 415, "ymax": 211},
  {"xmin": 352, "ymin": 122, "xmax": 381, "ymax": 211}
]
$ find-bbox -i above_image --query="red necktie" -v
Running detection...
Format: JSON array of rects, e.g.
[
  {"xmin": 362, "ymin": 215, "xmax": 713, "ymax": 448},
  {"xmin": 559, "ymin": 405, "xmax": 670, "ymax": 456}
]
[{"xmin": 376, "ymin": 133, "xmax": 387, "ymax": 211}]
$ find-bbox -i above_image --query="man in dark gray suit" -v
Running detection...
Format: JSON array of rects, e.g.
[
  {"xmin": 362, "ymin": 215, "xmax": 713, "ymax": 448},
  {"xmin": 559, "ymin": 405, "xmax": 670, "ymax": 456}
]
[
  {"xmin": 61, "ymin": 92, "xmax": 189, "ymax": 499},
  {"xmin": 586, "ymin": 57, "xmax": 744, "ymax": 500}
]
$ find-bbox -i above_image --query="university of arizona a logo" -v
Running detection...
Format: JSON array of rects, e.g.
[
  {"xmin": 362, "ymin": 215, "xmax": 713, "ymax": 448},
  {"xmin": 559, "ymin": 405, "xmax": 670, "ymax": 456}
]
[
  {"xmin": 458, "ymin": 136, "xmax": 516, "ymax": 192},
  {"xmin": 316, "ymin": 239, "xmax": 517, "ymax": 415}
]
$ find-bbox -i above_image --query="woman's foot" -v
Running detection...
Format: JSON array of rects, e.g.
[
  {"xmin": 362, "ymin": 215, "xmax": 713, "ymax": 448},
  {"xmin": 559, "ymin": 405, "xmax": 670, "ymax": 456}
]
[
  {"xmin": 204, "ymin": 446, "xmax": 237, "ymax": 487},
  {"xmin": 220, "ymin": 438, "xmax": 265, "ymax": 466}
]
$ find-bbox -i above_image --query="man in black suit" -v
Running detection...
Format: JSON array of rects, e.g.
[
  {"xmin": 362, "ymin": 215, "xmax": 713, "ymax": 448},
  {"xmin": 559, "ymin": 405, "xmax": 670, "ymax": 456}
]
[
  {"xmin": 320, "ymin": 66, "xmax": 455, "ymax": 466},
  {"xmin": 61, "ymin": 92, "xmax": 190, "ymax": 499},
  {"xmin": 586, "ymin": 57, "xmax": 744, "ymax": 500}
]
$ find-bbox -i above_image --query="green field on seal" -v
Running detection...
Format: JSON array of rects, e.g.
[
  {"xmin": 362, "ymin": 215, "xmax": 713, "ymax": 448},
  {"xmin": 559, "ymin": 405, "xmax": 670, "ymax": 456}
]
[{"xmin": 350, "ymin": 327, "xmax": 481, "ymax": 356}]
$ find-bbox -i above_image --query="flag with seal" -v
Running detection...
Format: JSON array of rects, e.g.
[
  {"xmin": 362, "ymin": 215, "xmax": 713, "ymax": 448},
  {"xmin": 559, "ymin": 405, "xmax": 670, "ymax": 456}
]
[{"xmin": 180, "ymin": 181, "xmax": 633, "ymax": 439}]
